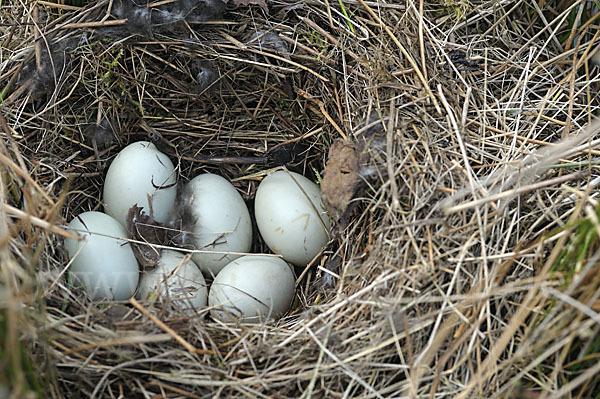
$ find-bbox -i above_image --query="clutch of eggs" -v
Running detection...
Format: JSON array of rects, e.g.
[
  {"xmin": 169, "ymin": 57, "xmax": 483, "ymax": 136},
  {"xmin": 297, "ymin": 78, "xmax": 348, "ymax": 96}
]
[{"xmin": 63, "ymin": 140, "xmax": 330, "ymax": 323}]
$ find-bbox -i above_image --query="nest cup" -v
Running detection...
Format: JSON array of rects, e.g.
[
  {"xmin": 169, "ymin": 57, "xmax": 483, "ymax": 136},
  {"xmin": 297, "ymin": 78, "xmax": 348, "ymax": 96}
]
[
  {"xmin": 1, "ymin": 1, "xmax": 347, "ymax": 396},
  {"xmin": 2, "ymin": 0, "xmax": 600, "ymax": 398}
]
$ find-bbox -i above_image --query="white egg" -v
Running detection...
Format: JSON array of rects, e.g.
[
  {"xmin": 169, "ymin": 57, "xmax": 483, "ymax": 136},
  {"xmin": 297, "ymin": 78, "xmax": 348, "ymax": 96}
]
[
  {"xmin": 137, "ymin": 250, "xmax": 207, "ymax": 312},
  {"xmin": 208, "ymin": 255, "xmax": 295, "ymax": 322},
  {"xmin": 64, "ymin": 211, "xmax": 139, "ymax": 301},
  {"xmin": 185, "ymin": 173, "xmax": 252, "ymax": 276},
  {"xmin": 254, "ymin": 170, "xmax": 330, "ymax": 266},
  {"xmin": 103, "ymin": 141, "xmax": 177, "ymax": 226}
]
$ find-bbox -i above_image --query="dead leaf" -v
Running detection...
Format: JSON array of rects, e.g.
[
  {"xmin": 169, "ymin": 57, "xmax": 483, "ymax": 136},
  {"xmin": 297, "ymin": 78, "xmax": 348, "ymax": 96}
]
[
  {"xmin": 321, "ymin": 140, "xmax": 366, "ymax": 229},
  {"xmin": 126, "ymin": 205, "xmax": 168, "ymax": 269}
]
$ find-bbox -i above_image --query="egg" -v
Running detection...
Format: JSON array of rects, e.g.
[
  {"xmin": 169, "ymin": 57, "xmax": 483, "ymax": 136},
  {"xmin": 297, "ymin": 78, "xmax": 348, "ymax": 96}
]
[
  {"xmin": 103, "ymin": 141, "xmax": 177, "ymax": 226},
  {"xmin": 208, "ymin": 255, "xmax": 295, "ymax": 322},
  {"xmin": 64, "ymin": 211, "xmax": 139, "ymax": 301},
  {"xmin": 184, "ymin": 173, "xmax": 252, "ymax": 276},
  {"xmin": 254, "ymin": 170, "xmax": 330, "ymax": 266},
  {"xmin": 137, "ymin": 250, "xmax": 207, "ymax": 312}
]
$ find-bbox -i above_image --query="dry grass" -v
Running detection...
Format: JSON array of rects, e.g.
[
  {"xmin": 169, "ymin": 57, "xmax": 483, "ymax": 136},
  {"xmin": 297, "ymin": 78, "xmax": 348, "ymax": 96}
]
[{"xmin": 1, "ymin": 0, "xmax": 600, "ymax": 398}]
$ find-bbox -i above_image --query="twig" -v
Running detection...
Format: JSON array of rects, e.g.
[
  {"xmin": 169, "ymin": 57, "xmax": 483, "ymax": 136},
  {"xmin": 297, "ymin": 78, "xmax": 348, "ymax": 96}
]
[
  {"xmin": 61, "ymin": 19, "xmax": 127, "ymax": 29},
  {"xmin": 37, "ymin": 1, "xmax": 82, "ymax": 11}
]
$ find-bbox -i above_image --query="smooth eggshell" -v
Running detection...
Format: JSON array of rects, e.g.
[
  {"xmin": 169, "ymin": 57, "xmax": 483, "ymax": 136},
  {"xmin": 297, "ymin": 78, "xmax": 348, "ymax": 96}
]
[
  {"xmin": 103, "ymin": 141, "xmax": 177, "ymax": 226},
  {"xmin": 64, "ymin": 211, "xmax": 139, "ymax": 300},
  {"xmin": 186, "ymin": 173, "xmax": 252, "ymax": 276},
  {"xmin": 137, "ymin": 250, "xmax": 207, "ymax": 311},
  {"xmin": 254, "ymin": 170, "xmax": 330, "ymax": 266},
  {"xmin": 208, "ymin": 255, "xmax": 295, "ymax": 322}
]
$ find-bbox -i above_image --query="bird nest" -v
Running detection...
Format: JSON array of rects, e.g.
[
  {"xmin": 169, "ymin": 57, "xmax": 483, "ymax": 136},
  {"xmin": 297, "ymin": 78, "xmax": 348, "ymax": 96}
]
[{"xmin": 2, "ymin": 0, "xmax": 600, "ymax": 397}]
